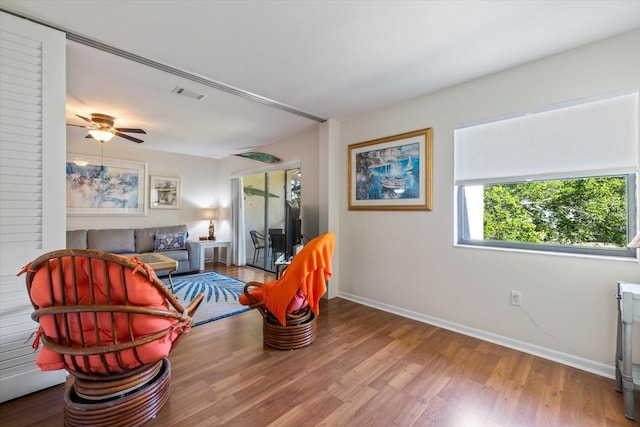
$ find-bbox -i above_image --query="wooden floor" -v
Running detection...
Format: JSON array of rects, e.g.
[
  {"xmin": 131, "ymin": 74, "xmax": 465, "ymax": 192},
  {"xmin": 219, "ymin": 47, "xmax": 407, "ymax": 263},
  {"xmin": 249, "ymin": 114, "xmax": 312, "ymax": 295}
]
[{"xmin": 1, "ymin": 263, "xmax": 637, "ymax": 426}]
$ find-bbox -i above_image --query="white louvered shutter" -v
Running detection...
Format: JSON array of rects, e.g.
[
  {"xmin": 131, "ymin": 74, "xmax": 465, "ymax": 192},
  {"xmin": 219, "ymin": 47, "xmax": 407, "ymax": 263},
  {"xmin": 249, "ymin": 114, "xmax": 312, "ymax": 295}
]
[{"xmin": 0, "ymin": 11, "xmax": 67, "ymax": 402}]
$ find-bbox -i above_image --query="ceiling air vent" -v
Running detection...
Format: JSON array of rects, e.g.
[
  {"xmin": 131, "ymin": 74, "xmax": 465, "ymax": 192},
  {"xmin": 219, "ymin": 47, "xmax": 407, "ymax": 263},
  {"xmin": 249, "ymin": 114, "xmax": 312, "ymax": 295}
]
[{"xmin": 171, "ymin": 86, "xmax": 207, "ymax": 101}]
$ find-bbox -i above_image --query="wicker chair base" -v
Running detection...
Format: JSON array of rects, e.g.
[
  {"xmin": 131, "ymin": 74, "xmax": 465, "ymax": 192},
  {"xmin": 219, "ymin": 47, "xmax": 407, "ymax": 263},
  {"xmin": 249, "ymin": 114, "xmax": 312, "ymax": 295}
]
[
  {"xmin": 63, "ymin": 358, "xmax": 171, "ymax": 427},
  {"xmin": 263, "ymin": 309, "xmax": 317, "ymax": 350}
]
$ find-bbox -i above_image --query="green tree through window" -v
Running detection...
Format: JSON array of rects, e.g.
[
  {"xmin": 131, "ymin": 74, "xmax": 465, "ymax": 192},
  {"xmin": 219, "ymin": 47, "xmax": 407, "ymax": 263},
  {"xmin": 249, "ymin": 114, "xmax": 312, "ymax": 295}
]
[{"xmin": 483, "ymin": 176, "xmax": 628, "ymax": 247}]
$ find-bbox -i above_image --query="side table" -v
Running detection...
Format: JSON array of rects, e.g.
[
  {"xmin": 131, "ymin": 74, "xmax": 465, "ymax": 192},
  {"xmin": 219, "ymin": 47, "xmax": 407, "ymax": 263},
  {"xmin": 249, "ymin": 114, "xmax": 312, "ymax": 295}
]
[
  {"xmin": 274, "ymin": 254, "xmax": 292, "ymax": 279},
  {"xmin": 133, "ymin": 252, "xmax": 178, "ymax": 292},
  {"xmin": 190, "ymin": 240, "xmax": 231, "ymax": 270}
]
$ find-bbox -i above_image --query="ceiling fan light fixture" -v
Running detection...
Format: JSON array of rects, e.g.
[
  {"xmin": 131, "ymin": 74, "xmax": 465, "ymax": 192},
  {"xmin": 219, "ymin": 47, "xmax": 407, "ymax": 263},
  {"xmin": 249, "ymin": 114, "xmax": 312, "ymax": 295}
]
[{"xmin": 88, "ymin": 129, "xmax": 115, "ymax": 142}]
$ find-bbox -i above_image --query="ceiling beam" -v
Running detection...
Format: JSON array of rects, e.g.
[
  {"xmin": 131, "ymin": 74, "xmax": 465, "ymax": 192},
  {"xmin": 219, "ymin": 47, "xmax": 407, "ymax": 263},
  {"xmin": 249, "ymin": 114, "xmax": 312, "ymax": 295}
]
[{"xmin": 1, "ymin": 8, "xmax": 328, "ymax": 123}]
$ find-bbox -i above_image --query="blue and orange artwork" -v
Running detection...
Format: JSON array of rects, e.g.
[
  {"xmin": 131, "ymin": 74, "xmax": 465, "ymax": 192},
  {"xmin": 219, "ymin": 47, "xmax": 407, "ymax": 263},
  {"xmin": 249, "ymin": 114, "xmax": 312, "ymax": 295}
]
[
  {"xmin": 355, "ymin": 142, "xmax": 420, "ymax": 200},
  {"xmin": 66, "ymin": 162, "xmax": 140, "ymax": 209}
]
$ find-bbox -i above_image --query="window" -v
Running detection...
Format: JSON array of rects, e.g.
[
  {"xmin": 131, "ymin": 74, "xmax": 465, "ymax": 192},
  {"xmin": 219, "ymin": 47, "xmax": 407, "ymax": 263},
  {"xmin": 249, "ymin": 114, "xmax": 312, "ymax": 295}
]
[
  {"xmin": 455, "ymin": 91, "xmax": 638, "ymax": 258},
  {"xmin": 458, "ymin": 175, "xmax": 636, "ymax": 256}
]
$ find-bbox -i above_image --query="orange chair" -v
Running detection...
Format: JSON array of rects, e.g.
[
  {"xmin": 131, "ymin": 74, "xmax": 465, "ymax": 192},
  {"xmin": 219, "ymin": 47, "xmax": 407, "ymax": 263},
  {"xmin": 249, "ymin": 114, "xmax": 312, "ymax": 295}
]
[
  {"xmin": 240, "ymin": 232, "xmax": 335, "ymax": 349},
  {"xmin": 20, "ymin": 249, "xmax": 203, "ymax": 426}
]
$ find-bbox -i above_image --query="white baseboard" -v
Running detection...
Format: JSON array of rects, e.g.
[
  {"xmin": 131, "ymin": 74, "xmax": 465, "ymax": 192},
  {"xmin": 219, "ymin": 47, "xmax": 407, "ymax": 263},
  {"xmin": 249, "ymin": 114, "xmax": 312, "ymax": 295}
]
[{"xmin": 336, "ymin": 291, "xmax": 615, "ymax": 379}]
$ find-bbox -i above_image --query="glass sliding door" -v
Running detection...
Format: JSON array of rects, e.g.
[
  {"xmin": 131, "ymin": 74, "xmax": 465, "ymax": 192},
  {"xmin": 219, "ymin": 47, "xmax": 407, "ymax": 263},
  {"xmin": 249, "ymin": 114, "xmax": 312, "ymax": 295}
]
[
  {"xmin": 265, "ymin": 170, "xmax": 285, "ymax": 270},
  {"xmin": 244, "ymin": 167, "xmax": 300, "ymax": 272},
  {"xmin": 244, "ymin": 173, "xmax": 267, "ymax": 269},
  {"xmin": 286, "ymin": 168, "xmax": 301, "ymax": 208}
]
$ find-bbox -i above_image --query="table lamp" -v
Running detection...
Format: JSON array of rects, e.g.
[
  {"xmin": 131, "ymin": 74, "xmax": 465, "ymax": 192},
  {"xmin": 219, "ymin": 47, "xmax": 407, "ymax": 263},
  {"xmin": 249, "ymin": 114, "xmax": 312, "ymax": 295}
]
[{"xmin": 208, "ymin": 208, "xmax": 219, "ymax": 240}]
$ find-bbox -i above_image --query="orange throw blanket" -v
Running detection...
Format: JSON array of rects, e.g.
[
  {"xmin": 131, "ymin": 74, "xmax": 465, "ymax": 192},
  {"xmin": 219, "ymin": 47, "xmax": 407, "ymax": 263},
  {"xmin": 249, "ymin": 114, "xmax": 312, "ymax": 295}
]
[{"xmin": 241, "ymin": 232, "xmax": 335, "ymax": 326}]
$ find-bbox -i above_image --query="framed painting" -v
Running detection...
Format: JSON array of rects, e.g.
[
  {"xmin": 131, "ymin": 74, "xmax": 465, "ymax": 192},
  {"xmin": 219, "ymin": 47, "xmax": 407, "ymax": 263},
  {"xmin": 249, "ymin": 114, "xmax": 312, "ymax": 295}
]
[
  {"xmin": 66, "ymin": 154, "xmax": 148, "ymax": 216},
  {"xmin": 348, "ymin": 128, "xmax": 432, "ymax": 211},
  {"xmin": 150, "ymin": 175, "xmax": 181, "ymax": 209}
]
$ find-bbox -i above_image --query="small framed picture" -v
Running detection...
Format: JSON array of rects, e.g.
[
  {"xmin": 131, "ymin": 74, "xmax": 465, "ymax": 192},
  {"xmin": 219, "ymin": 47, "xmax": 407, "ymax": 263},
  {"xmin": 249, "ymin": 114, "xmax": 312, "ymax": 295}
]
[{"xmin": 150, "ymin": 176, "xmax": 181, "ymax": 209}]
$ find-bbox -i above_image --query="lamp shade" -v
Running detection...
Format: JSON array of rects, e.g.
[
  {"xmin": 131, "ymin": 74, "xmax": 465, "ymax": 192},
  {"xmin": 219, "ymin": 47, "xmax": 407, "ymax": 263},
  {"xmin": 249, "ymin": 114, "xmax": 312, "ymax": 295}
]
[
  {"xmin": 210, "ymin": 208, "xmax": 219, "ymax": 220},
  {"xmin": 203, "ymin": 207, "xmax": 219, "ymax": 220},
  {"xmin": 629, "ymin": 232, "xmax": 640, "ymax": 248},
  {"xmin": 219, "ymin": 207, "xmax": 231, "ymax": 221}
]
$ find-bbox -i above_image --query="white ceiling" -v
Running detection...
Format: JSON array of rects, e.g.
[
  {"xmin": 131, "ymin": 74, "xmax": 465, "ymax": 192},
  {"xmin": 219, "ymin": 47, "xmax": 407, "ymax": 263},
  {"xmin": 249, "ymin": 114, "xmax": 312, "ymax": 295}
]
[{"xmin": 2, "ymin": 1, "xmax": 640, "ymax": 159}]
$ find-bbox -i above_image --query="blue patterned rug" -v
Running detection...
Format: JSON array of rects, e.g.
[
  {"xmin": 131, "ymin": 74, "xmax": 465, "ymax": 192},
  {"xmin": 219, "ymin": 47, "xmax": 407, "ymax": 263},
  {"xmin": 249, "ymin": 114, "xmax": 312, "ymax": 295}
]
[{"xmin": 161, "ymin": 271, "xmax": 250, "ymax": 326}]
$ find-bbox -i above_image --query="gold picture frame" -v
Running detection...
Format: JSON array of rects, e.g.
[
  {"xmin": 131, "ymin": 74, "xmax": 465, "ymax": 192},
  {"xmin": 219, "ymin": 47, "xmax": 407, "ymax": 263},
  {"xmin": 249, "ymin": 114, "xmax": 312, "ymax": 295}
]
[
  {"xmin": 150, "ymin": 175, "xmax": 181, "ymax": 209},
  {"xmin": 348, "ymin": 128, "xmax": 432, "ymax": 211}
]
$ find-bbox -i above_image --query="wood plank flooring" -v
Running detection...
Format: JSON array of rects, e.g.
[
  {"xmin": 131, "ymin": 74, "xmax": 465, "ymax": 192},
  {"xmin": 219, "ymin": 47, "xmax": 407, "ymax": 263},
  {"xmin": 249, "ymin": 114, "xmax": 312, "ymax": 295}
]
[{"xmin": 1, "ymin": 263, "xmax": 636, "ymax": 426}]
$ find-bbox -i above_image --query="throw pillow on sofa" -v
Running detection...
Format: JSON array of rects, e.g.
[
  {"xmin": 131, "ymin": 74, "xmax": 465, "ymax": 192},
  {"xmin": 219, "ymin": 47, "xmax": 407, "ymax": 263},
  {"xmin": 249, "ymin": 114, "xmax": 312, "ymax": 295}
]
[{"xmin": 154, "ymin": 232, "xmax": 187, "ymax": 252}]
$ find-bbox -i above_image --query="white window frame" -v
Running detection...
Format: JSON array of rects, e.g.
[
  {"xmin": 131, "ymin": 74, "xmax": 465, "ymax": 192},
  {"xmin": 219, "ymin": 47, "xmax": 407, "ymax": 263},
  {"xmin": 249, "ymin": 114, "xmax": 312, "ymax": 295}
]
[{"xmin": 456, "ymin": 175, "xmax": 637, "ymax": 258}]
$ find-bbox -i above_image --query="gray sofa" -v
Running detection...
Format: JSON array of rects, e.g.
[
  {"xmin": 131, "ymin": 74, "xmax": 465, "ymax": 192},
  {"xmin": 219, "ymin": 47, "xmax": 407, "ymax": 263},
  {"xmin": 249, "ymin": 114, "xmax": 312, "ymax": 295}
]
[{"xmin": 66, "ymin": 224, "xmax": 200, "ymax": 275}]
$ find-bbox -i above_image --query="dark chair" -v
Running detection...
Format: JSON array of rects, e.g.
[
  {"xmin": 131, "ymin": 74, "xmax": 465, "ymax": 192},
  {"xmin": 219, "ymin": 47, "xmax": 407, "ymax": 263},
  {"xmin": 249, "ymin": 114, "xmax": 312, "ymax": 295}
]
[
  {"xmin": 240, "ymin": 232, "xmax": 335, "ymax": 350},
  {"xmin": 20, "ymin": 249, "xmax": 203, "ymax": 426},
  {"xmin": 249, "ymin": 230, "xmax": 266, "ymax": 264},
  {"xmin": 268, "ymin": 228, "xmax": 286, "ymax": 265}
]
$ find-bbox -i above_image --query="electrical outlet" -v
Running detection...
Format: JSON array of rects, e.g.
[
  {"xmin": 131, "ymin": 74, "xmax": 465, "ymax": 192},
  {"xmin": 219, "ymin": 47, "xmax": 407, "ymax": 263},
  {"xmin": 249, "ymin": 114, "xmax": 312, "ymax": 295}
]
[{"xmin": 510, "ymin": 290, "xmax": 522, "ymax": 306}]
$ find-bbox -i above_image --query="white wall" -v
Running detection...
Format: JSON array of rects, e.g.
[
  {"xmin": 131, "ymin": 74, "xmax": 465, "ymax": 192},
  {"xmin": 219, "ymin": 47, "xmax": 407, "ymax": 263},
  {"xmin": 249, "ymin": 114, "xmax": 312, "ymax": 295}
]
[
  {"xmin": 337, "ymin": 30, "xmax": 640, "ymax": 376},
  {"xmin": 66, "ymin": 139, "xmax": 223, "ymax": 240}
]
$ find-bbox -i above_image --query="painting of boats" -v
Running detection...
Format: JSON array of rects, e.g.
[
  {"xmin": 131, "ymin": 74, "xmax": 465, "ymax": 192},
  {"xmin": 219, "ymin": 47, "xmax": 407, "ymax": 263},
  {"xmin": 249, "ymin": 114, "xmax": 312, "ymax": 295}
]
[
  {"xmin": 380, "ymin": 177, "xmax": 406, "ymax": 191},
  {"xmin": 348, "ymin": 128, "xmax": 432, "ymax": 211},
  {"xmin": 354, "ymin": 143, "xmax": 420, "ymax": 200}
]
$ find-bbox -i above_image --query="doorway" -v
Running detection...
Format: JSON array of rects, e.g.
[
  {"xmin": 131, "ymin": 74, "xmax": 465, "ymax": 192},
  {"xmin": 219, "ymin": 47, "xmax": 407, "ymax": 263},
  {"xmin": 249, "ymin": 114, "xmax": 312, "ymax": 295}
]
[{"xmin": 244, "ymin": 167, "xmax": 301, "ymax": 272}]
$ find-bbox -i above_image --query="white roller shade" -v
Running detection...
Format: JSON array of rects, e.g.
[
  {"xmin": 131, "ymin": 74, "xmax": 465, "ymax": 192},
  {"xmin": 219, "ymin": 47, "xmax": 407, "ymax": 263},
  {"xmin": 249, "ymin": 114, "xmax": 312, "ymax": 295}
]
[{"xmin": 454, "ymin": 91, "xmax": 639, "ymax": 185}]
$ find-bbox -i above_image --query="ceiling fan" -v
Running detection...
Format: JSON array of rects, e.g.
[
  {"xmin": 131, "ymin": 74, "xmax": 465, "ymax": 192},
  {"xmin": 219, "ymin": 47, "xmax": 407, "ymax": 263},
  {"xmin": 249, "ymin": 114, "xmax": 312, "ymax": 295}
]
[{"xmin": 67, "ymin": 113, "xmax": 147, "ymax": 143}]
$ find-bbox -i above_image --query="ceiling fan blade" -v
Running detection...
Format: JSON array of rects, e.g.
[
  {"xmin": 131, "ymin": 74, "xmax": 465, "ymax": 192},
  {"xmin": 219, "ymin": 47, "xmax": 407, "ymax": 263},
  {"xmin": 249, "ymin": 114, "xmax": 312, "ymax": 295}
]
[
  {"xmin": 115, "ymin": 132, "xmax": 144, "ymax": 143},
  {"xmin": 67, "ymin": 123, "xmax": 90, "ymax": 128},
  {"xmin": 115, "ymin": 127, "xmax": 147, "ymax": 134},
  {"xmin": 75, "ymin": 114, "xmax": 92, "ymax": 123},
  {"xmin": 85, "ymin": 134, "xmax": 94, "ymax": 139}
]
